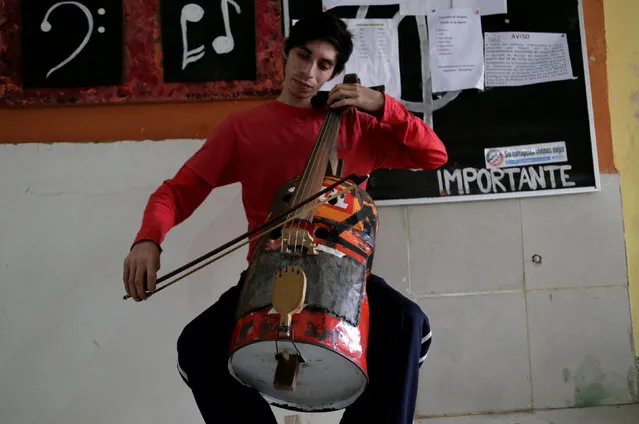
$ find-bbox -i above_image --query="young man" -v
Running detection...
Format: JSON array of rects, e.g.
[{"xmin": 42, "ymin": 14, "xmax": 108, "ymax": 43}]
[{"xmin": 123, "ymin": 13, "xmax": 447, "ymax": 424}]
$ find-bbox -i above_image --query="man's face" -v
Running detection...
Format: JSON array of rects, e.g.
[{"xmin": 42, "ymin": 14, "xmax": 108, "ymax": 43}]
[{"xmin": 284, "ymin": 40, "xmax": 339, "ymax": 100}]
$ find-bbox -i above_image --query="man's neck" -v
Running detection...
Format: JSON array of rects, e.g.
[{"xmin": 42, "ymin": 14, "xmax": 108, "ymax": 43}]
[{"xmin": 276, "ymin": 90, "xmax": 314, "ymax": 108}]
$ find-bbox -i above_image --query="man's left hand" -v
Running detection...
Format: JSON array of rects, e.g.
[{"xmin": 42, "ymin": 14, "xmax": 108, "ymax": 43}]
[{"xmin": 327, "ymin": 83, "xmax": 385, "ymax": 116}]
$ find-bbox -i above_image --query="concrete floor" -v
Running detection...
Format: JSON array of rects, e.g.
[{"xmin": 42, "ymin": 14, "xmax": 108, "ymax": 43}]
[
  {"xmin": 416, "ymin": 404, "xmax": 639, "ymax": 424},
  {"xmin": 273, "ymin": 404, "xmax": 639, "ymax": 423}
]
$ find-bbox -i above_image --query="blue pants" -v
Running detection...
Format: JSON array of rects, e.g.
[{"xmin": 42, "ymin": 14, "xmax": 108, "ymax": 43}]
[{"xmin": 176, "ymin": 273, "xmax": 432, "ymax": 424}]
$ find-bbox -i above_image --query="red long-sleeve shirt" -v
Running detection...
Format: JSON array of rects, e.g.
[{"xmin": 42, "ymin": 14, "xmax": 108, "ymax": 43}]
[{"xmin": 133, "ymin": 94, "xmax": 447, "ymax": 260}]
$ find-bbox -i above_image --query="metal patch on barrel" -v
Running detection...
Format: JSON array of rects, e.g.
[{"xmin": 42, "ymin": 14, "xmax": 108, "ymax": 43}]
[
  {"xmin": 237, "ymin": 180, "xmax": 378, "ymax": 326},
  {"xmin": 236, "ymin": 250, "xmax": 367, "ymax": 326}
]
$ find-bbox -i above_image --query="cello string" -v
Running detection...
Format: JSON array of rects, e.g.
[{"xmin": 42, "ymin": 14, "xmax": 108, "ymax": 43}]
[
  {"xmin": 284, "ymin": 103, "xmax": 335, "ymax": 268},
  {"xmin": 303, "ymin": 108, "xmax": 343, "ymax": 266},
  {"xmin": 292, "ymin": 109, "xmax": 340, "ymax": 268},
  {"xmin": 296, "ymin": 109, "xmax": 341, "ymax": 269},
  {"xmin": 280, "ymin": 106, "xmax": 329, "ymax": 267},
  {"xmin": 289, "ymin": 107, "xmax": 336, "ymax": 266}
]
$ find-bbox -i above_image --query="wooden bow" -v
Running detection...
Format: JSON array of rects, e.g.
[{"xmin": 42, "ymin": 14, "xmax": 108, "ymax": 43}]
[{"xmin": 122, "ymin": 173, "xmax": 368, "ymax": 300}]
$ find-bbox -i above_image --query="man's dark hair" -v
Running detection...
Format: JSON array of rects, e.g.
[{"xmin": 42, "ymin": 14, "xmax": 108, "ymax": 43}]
[{"xmin": 284, "ymin": 13, "xmax": 353, "ymax": 76}]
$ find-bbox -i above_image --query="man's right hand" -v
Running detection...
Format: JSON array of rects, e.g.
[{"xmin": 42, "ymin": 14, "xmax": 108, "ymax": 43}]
[{"xmin": 123, "ymin": 241, "xmax": 161, "ymax": 301}]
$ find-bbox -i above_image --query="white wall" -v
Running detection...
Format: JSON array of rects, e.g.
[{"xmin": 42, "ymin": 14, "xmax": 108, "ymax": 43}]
[{"xmin": 0, "ymin": 140, "xmax": 636, "ymax": 424}]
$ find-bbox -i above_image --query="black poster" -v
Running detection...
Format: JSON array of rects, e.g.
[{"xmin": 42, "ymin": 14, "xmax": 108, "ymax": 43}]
[
  {"xmin": 160, "ymin": 0, "xmax": 257, "ymax": 83},
  {"xmin": 21, "ymin": 0, "xmax": 123, "ymax": 89},
  {"xmin": 284, "ymin": 0, "xmax": 599, "ymax": 204}
]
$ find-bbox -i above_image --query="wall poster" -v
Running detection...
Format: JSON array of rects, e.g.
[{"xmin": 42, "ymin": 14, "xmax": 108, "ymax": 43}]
[
  {"xmin": 0, "ymin": 0, "xmax": 283, "ymax": 106},
  {"xmin": 1, "ymin": 0, "xmax": 600, "ymax": 205},
  {"xmin": 284, "ymin": 0, "xmax": 600, "ymax": 205}
]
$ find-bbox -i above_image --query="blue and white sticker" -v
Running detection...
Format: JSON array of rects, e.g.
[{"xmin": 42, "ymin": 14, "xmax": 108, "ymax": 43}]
[{"xmin": 485, "ymin": 142, "xmax": 568, "ymax": 168}]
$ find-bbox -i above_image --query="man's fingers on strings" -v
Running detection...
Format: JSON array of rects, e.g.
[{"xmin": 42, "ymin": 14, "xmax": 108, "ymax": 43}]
[
  {"xmin": 333, "ymin": 83, "xmax": 359, "ymax": 92},
  {"xmin": 329, "ymin": 98, "xmax": 356, "ymax": 109},
  {"xmin": 330, "ymin": 84, "xmax": 358, "ymax": 96},
  {"xmin": 329, "ymin": 94, "xmax": 358, "ymax": 109},
  {"xmin": 328, "ymin": 84, "xmax": 358, "ymax": 104}
]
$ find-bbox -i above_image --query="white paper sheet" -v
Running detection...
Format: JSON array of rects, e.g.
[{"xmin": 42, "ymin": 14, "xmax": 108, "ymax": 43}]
[
  {"xmin": 453, "ymin": 0, "xmax": 507, "ymax": 15},
  {"xmin": 322, "ymin": 0, "xmax": 399, "ymax": 11},
  {"xmin": 427, "ymin": 8, "xmax": 484, "ymax": 93},
  {"xmin": 484, "ymin": 32, "xmax": 574, "ymax": 87},
  {"xmin": 477, "ymin": 0, "xmax": 507, "ymax": 15},
  {"xmin": 319, "ymin": 19, "xmax": 402, "ymax": 99},
  {"xmin": 400, "ymin": 0, "xmax": 450, "ymax": 16},
  {"xmin": 401, "ymin": 0, "xmax": 506, "ymax": 16},
  {"xmin": 452, "ymin": 0, "xmax": 477, "ymax": 9}
]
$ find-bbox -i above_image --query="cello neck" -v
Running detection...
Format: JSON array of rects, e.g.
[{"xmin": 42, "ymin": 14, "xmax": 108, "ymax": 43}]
[
  {"xmin": 289, "ymin": 74, "xmax": 360, "ymax": 217},
  {"xmin": 289, "ymin": 108, "xmax": 342, "ymax": 207}
]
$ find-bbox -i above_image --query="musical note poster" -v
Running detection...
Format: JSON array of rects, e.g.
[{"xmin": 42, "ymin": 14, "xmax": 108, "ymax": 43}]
[
  {"xmin": 0, "ymin": 0, "xmax": 282, "ymax": 106},
  {"xmin": 20, "ymin": 0, "xmax": 124, "ymax": 89},
  {"xmin": 160, "ymin": 0, "xmax": 257, "ymax": 83}
]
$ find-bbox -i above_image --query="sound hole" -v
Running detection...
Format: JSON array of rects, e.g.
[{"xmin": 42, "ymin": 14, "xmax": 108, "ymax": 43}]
[
  {"xmin": 281, "ymin": 193, "xmax": 292, "ymax": 203},
  {"xmin": 314, "ymin": 227, "xmax": 329, "ymax": 240},
  {"xmin": 270, "ymin": 228, "xmax": 282, "ymax": 240}
]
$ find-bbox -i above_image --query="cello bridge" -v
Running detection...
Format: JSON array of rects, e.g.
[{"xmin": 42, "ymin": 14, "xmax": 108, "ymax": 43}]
[{"xmin": 281, "ymin": 228, "xmax": 318, "ymax": 255}]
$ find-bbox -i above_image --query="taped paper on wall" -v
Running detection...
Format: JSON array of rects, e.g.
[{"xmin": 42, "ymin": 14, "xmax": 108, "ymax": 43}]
[
  {"xmin": 319, "ymin": 19, "xmax": 402, "ymax": 99},
  {"xmin": 427, "ymin": 8, "xmax": 484, "ymax": 93},
  {"xmin": 453, "ymin": 0, "xmax": 507, "ymax": 15},
  {"xmin": 400, "ymin": 0, "xmax": 451, "ymax": 16},
  {"xmin": 322, "ymin": 0, "xmax": 399, "ymax": 11},
  {"xmin": 452, "ymin": 0, "xmax": 477, "ymax": 10},
  {"xmin": 484, "ymin": 32, "xmax": 574, "ymax": 87},
  {"xmin": 484, "ymin": 142, "xmax": 568, "ymax": 169},
  {"xmin": 475, "ymin": 0, "xmax": 507, "ymax": 15},
  {"xmin": 401, "ymin": 0, "xmax": 506, "ymax": 16}
]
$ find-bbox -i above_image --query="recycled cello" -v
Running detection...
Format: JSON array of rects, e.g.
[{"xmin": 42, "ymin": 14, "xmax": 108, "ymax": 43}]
[
  {"xmin": 227, "ymin": 73, "xmax": 379, "ymax": 412},
  {"xmin": 123, "ymin": 73, "xmax": 380, "ymax": 412}
]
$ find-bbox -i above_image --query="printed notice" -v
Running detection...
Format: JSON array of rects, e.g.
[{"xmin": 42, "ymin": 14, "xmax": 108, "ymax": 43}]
[
  {"xmin": 401, "ymin": 0, "xmax": 506, "ymax": 16},
  {"xmin": 427, "ymin": 8, "xmax": 484, "ymax": 93},
  {"xmin": 400, "ymin": 0, "xmax": 450, "ymax": 16},
  {"xmin": 476, "ymin": 0, "xmax": 507, "ymax": 15},
  {"xmin": 484, "ymin": 32, "xmax": 574, "ymax": 87},
  {"xmin": 319, "ymin": 19, "xmax": 401, "ymax": 99},
  {"xmin": 484, "ymin": 142, "xmax": 568, "ymax": 169},
  {"xmin": 452, "ymin": 0, "xmax": 507, "ymax": 15},
  {"xmin": 322, "ymin": 0, "xmax": 399, "ymax": 11}
]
